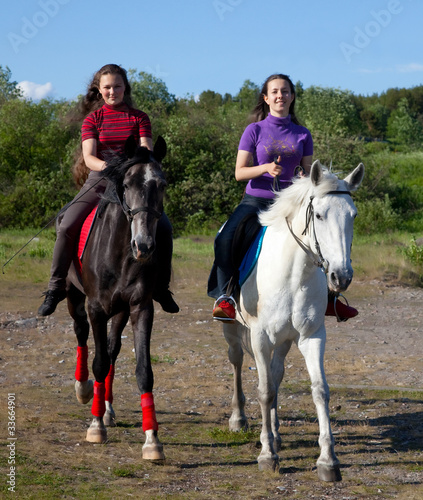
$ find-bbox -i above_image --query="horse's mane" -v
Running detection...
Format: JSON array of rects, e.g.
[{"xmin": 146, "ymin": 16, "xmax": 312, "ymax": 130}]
[
  {"xmin": 259, "ymin": 167, "xmax": 340, "ymax": 228},
  {"xmin": 102, "ymin": 146, "xmax": 152, "ymax": 184}
]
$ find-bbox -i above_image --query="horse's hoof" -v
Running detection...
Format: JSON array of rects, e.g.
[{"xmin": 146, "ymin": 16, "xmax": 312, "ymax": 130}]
[
  {"xmin": 103, "ymin": 409, "xmax": 116, "ymax": 427},
  {"xmin": 75, "ymin": 380, "xmax": 94, "ymax": 404},
  {"xmin": 258, "ymin": 456, "xmax": 279, "ymax": 472},
  {"xmin": 229, "ymin": 417, "xmax": 248, "ymax": 432},
  {"xmin": 142, "ymin": 443, "xmax": 165, "ymax": 461},
  {"xmin": 317, "ymin": 464, "xmax": 342, "ymax": 482},
  {"xmin": 86, "ymin": 423, "xmax": 107, "ymax": 444}
]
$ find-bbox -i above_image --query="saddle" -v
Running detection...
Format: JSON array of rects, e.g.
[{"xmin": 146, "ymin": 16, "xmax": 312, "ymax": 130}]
[
  {"xmin": 226, "ymin": 213, "xmax": 265, "ymax": 297},
  {"xmin": 207, "ymin": 213, "xmax": 264, "ymax": 299}
]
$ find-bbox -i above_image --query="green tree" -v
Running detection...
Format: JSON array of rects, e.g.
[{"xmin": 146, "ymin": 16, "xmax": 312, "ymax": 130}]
[
  {"xmin": 0, "ymin": 65, "xmax": 22, "ymax": 104},
  {"xmin": 387, "ymin": 97, "xmax": 423, "ymax": 147},
  {"xmin": 297, "ymin": 86, "xmax": 364, "ymax": 171},
  {"xmin": 0, "ymin": 98, "xmax": 77, "ymax": 228},
  {"xmin": 234, "ymin": 79, "xmax": 259, "ymax": 111},
  {"xmin": 128, "ymin": 70, "xmax": 176, "ymax": 137}
]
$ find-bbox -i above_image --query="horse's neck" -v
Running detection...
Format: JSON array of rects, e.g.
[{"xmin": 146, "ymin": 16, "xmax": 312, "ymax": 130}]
[{"xmin": 260, "ymin": 219, "xmax": 318, "ymax": 283}]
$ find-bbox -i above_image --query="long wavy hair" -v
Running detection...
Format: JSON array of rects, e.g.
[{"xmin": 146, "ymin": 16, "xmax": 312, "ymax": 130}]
[
  {"xmin": 72, "ymin": 64, "xmax": 133, "ymax": 187},
  {"xmin": 249, "ymin": 73, "xmax": 301, "ymax": 125}
]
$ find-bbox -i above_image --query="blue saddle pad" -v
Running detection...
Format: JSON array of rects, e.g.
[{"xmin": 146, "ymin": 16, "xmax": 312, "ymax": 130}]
[{"xmin": 239, "ymin": 226, "xmax": 267, "ymax": 286}]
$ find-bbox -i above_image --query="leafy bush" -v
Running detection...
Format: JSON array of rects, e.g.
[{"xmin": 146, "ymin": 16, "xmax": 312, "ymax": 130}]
[
  {"xmin": 355, "ymin": 194, "xmax": 401, "ymax": 235},
  {"xmin": 400, "ymin": 237, "xmax": 423, "ymax": 266}
]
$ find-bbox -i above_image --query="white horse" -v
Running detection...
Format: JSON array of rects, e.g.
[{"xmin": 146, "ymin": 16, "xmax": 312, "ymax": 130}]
[{"xmin": 222, "ymin": 160, "xmax": 364, "ymax": 481}]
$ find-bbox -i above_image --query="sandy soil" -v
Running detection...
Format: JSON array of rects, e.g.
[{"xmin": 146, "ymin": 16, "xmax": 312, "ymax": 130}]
[{"xmin": 1, "ymin": 277, "xmax": 422, "ymax": 499}]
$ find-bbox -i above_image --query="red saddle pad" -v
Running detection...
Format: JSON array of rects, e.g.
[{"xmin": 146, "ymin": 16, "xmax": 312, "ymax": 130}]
[{"xmin": 75, "ymin": 207, "xmax": 98, "ymax": 274}]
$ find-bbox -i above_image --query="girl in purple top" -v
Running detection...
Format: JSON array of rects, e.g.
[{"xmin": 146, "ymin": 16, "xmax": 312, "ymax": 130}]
[{"xmin": 209, "ymin": 73, "xmax": 358, "ymax": 322}]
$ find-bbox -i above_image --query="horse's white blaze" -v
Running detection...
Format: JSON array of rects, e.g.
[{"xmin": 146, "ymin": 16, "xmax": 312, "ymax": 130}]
[
  {"xmin": 129, "ymin": 164, "xmax": 160, "ymax": 261},
  {"xmin": 223, "ymin": 161, "xmax": 364, "ymax": 479},
  {"xmin": 313, "ymin": 193, "xmax": 356, "ymax": 292}
]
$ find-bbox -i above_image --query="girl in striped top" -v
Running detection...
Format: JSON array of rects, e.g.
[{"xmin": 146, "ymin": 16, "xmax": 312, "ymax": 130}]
[{"xmin": 38, "ymin": 64, "xmax": 178, "ymax": 316}]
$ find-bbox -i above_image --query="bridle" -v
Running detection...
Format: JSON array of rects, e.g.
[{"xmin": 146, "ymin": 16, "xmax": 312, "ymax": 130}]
[
  {"xmin": 286, "ymin": 190, "xmax": 351, "ymax": 273},
  {"xmin": 120, "ymin": 195, "xmax": 162, "ymax": 222}
]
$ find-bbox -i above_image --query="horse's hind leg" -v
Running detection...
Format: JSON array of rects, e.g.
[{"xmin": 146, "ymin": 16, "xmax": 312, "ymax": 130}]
[
  {"xmin": 103, "ymin": 310, "xmax": 130, "ymax": 427},
  {"xmin": 298, "ymin": 332, "xmax": 341, "ymax": 482},
  {"xmin": 223, "ymin": 323, "xmax": 248, "ymax": 431},
  {"xmin": 270, "ymin": 340, "xmax": 292, "ymax": 452},
  {"xmin": 67, "ymin": 285, "xmax": 93, "ymax": 405}
]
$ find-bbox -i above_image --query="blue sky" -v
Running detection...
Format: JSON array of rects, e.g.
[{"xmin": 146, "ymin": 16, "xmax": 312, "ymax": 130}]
[{"xmin": 1, "ymin": 0, "xmax": 423, "ymax": 101}]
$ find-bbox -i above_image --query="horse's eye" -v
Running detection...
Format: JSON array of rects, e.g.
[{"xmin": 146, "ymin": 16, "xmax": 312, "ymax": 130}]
[{"xmin": 315, "ymin": 213, "xmax": 323, "ymax": 221}]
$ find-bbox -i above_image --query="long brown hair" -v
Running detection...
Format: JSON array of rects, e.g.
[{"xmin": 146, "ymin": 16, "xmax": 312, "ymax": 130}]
[
  {"xmin": 249, "ymin": 74, "xmax": 301, "ymax": 125},
  {"xmin": 72, "ymin": 64, "xmax": 133, "ymax": 187}
]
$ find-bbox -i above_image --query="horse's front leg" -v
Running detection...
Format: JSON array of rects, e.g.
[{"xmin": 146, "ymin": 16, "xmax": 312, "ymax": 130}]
[
  {"xmin": 223, "ymin": 323, "xmax": 248, "ymax": 431},
  {"xmin": 67, "ymin": 285, "xmax": 93, "ymax": 405},
  {"xmin": 86, "ymin": 305, "xmax": 110, "ymax": 444},
  {"xmin": 103, "ymin": 311, "xmax": 130, "ymax": 427},
  {"xmin": 131, "ymin": 302, "xmax": 165, "ymax": 461},
  {"xmin": 270, "ymin": 340, "xmax": 293, "ymax": 452},
  {"xmin": 251, "ymin": 331, "xmax": 279, "ymax": 471},
  {"xmin": 298, "ymin": 330, "xmax": 342, "ymax": 482}
]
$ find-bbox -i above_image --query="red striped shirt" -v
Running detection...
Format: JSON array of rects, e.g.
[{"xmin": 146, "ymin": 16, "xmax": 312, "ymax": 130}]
[{"xmin": 81, "ymin": 103, "xmax": 152, "ymax": 159}]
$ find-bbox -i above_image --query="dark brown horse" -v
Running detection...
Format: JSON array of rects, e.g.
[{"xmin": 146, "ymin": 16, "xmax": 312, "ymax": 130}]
[{"xmin": 64, "ymin": 135, "xmax": 168, "ymax": 460}]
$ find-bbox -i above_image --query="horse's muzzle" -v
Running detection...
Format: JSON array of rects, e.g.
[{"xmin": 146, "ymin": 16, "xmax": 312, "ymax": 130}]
[
  {"xmin": 328, "ymin": 270, "xmax": 353, "ymax": 293},
  {"xmin": 132, "ymin": 237, "xmax": 155, "ymax": 261}
]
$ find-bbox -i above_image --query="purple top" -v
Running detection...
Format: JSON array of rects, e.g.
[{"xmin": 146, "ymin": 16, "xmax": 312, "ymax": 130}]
[{"xmin": 238, "ymin": 114, "xmax": 313, "ymax": 198}]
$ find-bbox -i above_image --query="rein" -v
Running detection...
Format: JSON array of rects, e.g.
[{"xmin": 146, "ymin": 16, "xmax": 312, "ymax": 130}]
[{"xmin": 286, "ymin": 190, "xmax": 352, "ymax": 273}]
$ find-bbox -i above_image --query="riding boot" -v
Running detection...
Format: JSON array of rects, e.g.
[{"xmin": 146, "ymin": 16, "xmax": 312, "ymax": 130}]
[
  {"xmin": 38, "ymin": 289, "xmax": 67, "ymax": 316},
  {"xmin": 325, "ymin": 291, "xmax": 358, "ymax": 322},
  {"xmin": 153, "ymin": 213, "xmax": 179, "ymax": 313}
]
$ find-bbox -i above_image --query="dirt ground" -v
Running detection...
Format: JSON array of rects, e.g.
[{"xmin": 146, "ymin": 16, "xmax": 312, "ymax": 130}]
[{"xmin": 1, "ymin": 273, "xmax": 422, "ymax": 499}]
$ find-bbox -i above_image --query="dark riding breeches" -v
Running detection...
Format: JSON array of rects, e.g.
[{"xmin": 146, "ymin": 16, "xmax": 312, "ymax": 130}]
[{"xmin": 207, "ymin": 194, "xmax": 272, "ymax": 300}]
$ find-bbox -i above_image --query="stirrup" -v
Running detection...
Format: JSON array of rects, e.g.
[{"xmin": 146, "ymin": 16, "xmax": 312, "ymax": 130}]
[{"xmin": 334, "ymin": 294, "xmax": 352, "ymax": 323}]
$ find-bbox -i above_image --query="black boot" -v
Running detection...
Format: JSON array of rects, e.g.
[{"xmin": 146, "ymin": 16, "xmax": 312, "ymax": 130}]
[
  {"xmin": 38, "ymin": 289, "xmax": 67, "ymax": 316},
  {"xmin": 153, "ymin": 289, "xmax": 179, "ymax": 313},
  {"xmin": 154, "ymin": 213, "xmax": 179, "ymax": 314}
]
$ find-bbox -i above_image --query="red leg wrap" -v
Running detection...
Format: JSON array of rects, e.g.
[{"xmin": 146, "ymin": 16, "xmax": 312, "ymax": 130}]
[
  {"xmin": 105, "ymin": 365, "xmax": 115, "ymax": 404},
  {"xmin": 141, "ymin": 392, "xmax": 158, "ymax": 432},
  {"xmin": 91, "ymin": 381, "xmax": 106, "ymax": 418},
  {"xmin": 75, "ymin": 345, "xmax": 89, "ymax": 382}
]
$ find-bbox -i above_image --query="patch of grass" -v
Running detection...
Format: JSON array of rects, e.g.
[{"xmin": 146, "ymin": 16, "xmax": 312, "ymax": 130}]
[
  {"xmin": 352, "ymin": 232, "xmax": 423, "ymax": 287},
  {"xmin": 151, "ymin": 354, "xmax": 176, "ymax": 364},
  {"xmin": 209, "ymin": 427, "xmax": 259, "ymax": 445},
  {"xmin": 112, "ymin": 465, "xmax": 138, "ymax": 477}
]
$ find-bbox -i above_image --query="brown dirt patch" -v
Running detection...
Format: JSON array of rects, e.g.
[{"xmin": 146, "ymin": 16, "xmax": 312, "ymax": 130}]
[{"xmin": 1, "ymin": 273, "xmax": 422, "ymax": 499}]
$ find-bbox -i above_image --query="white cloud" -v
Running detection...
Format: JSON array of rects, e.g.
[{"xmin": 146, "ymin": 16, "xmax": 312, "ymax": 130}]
[
  {"xmin": 396, "ymin": 63, "xmax": 423, "ymax": 73},
  {"xmin": 17, "ymin": 81, "xmax": 54, "ymax": 100}
]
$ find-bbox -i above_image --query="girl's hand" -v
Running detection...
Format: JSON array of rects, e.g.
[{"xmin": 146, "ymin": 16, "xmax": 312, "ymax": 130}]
[{"xmin": 266, "ymin": 156, "xmax": 282, "ymax": 178}]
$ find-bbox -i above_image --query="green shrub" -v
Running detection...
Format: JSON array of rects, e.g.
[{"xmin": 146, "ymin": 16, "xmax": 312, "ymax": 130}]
[
  {"xmin": 400, "ymin": 237, "xmax": 423, "ymax": 266},
  {"xmin": 355, "ymin": 194, "xmax": 401, "ymax": 234}
]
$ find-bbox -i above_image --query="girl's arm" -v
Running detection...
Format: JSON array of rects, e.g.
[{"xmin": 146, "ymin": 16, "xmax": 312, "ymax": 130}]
[
  {"xmin": 300, "ymin": 155, "xmax": 313, "ymax": 175},
  {"xmin": 140, "ymin": 136, "xmax": 153, "ymax": 151},
  {"xmin": 235, "ymin": 150, "xmax": 283, "ymax": 181},
  {"xmin": 82, "ymin": 138, "xmax": 106, "ymax": 171}
]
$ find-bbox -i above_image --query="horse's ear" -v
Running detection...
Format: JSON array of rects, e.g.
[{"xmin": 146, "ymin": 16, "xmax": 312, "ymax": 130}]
[
  {"xmin": 153, "ymin": 136, "xmax": 167, "ymax": 162},
  {"xmin": 124, "ymin": 135, "xmax": 138, "ymax": 158},
  {"xmin": 344, "ymin": 163, "xmax": 365, "ymax": 192},
  {"xmin": 310, "ymin": 160, "xmax": 323, "ymax": 186}
]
